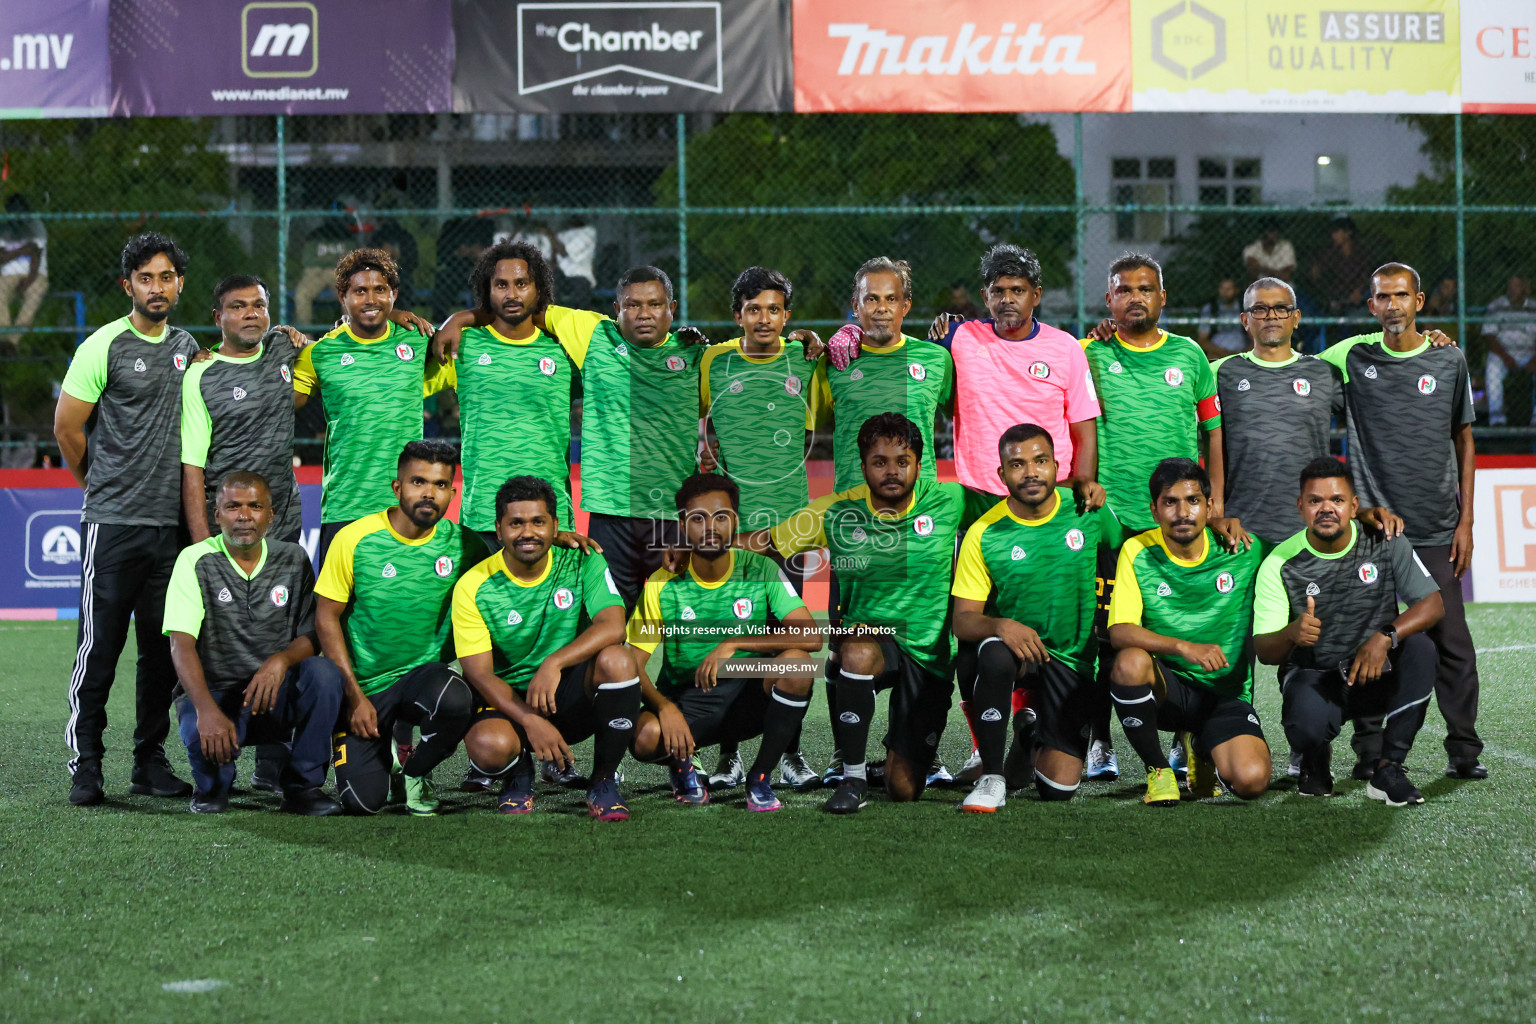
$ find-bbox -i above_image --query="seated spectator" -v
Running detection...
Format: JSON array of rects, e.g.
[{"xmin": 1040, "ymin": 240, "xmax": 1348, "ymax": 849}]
[
  {"xmin": 1197, "ymin": 277, "xmax": 1247, "ymax": 358},
  {"xmin": 1483, "ymin": 274, "xmax": 1536, "ymax": 426},
  {"xmin": 553, "ymin": 218, "xmax": 597, "ymax": 308},
  {"xmin": 1243, "ymin": 218, "xmax": 1296, "ymax": 282},
  {"xmin": 0, "ymin": 194, "xmax": 48, "ymax": 347},
  {"xmin": 1310, "ymin": 216, "xmax": 1372, "ymax": 343}
]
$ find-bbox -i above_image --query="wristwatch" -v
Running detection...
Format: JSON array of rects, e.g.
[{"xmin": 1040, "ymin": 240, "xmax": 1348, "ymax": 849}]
[{"xmin": 1379, "ymin": 625, "xmax": 1400, "ymax": 649}]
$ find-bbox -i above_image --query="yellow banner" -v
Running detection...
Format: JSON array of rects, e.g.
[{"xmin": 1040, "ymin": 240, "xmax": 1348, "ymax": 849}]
[{"xmin": 1132, "ymin": 0, "xmax": 1460, "ymax": 110}]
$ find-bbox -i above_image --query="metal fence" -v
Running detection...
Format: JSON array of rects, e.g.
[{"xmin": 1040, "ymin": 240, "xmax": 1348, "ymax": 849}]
[{"xmin": 2, "ymin": 110, "xmax": 1534, "ymax": 465}]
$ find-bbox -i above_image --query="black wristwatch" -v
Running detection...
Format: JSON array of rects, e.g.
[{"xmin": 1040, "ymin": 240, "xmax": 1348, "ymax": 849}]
[{"xmin": 1380, "ymin": 625, "xmax": 1400, "ymax": 649}]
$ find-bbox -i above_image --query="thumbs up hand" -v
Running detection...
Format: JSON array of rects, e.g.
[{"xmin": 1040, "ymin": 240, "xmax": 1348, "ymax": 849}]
[{"xmin": 1294, "ymin": 596, "xmax": 1322, "ymax": 647}]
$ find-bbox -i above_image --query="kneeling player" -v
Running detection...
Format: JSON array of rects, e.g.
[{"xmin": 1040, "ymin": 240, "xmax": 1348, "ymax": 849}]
[
  {"xmin": 453, "ymin": 476, "xmax": 640, "ymax": 821},
  {"xmin": 165, "ymin": 471, "xmax": 344, "ymax": 815},
  {"xmin": 1107, "ymin": 458, "xmax": 1270, "ymax": 805},
  {"xmin": 317, "ymin": 440, "xmax": 488, "ymax": 815},
  {"xmin": 627, "ymin": 473, "xmax": 822, "ymax": 812},
  {"xmin": 951, "ymin": 425, "xmax": 1121, "ymax": 811},
  {"xmin": 1254, "ymin": 458, "xmax": 1444, "ymax": 805}
]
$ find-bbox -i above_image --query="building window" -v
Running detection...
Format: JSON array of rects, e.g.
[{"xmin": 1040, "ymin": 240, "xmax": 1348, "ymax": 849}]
[
  {"xmin": 1197, "ymin": 156, "xmax": 1262, "ymax": 207},
  {"xmin": 1112, "ymin": 157, "xmax": 1177, "ymax": 242},
  {"xmin": 1315, "ymin": 154, "xmax": 1349, "ymax": 202}
]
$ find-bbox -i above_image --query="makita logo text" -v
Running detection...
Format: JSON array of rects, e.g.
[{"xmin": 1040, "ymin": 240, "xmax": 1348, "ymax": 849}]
[
  {"xmin": 539, "ymin": 21, "xmax": 705, "ymax": 54},
  {"xmin": 829, "ymin": 22, "xmax": 1097, "ymax": 76},
  {"xmin": 2, "ymin": 33, "xmax": 73, "ymax": 71}
]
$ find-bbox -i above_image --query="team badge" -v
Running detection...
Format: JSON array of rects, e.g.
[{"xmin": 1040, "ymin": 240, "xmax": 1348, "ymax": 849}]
[
  {"xmin": 1108, "ymin": 361, "xmax": 1123, "ymax": 374},
  {"xmin": 1293, "ymin": 378, "xmax": 1311, "ymax": 396},
  {"xmin": 913, "ymin": 515, "xmax": 934, "ymax": 536},
  {"xmin": 665, "ymin": 355, "xmax": 686, "ymax": 372},
  {"xmin": 539, "ymin": 356, "xmax": 557, "ymax": 376},
  {"xmin": 1358, "ymin": 562, "xmax": 1379, "ymax": 585},
  {"xmin": 1065, "ymin": 528, "xmax": 1085, "ymax": 551},
  {"xmin": 133, "ymin": 358, "xmax": 147, "ymax": 373},
  {"xmin": 838, "ymin": 711, "xmax": 861, "ymax": 724},
  {"xmin": 381, "ymin": 563, "xmax": 397, "ymax": 578},
  {"xmin": 1122, "ymin": 717, "xmax": 1143, "ymax": 728},
  {"xmin": 1164, "ymin": 367, "xmax": 1184, "ymax": 387},
  {"xmin": 1305, "ymin": 581, "xmax": 1320, "ymax": 597},
  {"xmin": 216, "ymin": 587, "xmax": 233, "ymax": 604},
  {"xmin": 395, "ymin": 343, "xmax": 414, "ymax": 361},
  {"xmin": 280, "ymin": 364, "xmax": 292, "ymax": 383},
  {"xmin": 1213, "ymin": 394, "xmax": 1223, "ymax": 413},
  {"xmin": 553, "ymin": 587, "xmax": 575, "ymax": 610},
  {"xmin": 1028, "ymin": 361, "xmax": 1051, "ymax": 380},
  {"xmin": 615, "ymin": 342, "xmax": 629, "ymax": 356},
  {"xmin": 1247, "ymin": 714, "xmax": 1260, "ymax": 725},
  {"xmin": 908, "ymin": 362, "xmax": 927, "ymax": 381},
  {"xmin": 1364, "ymin": 364, "xmax": 1378, "ymax": 379},
  {"xmin": 270, "ymin": 585, "xmax": 289, "ymax": 607},
  {"xmin": 1011, "ymin": 545, "xmax": 1026, "ymax": 561},
  {"xmin": 1237, "ymin": 378, "xmax": 1251, "ymax": 391},
  {"xmin": 607, "ymin": 718, "xmax": 633, "ymax": 730},
  {"xmin": 1156, "ymin": 582, "xmax": 1172, "ymax": 597},
  {"xmin": 785, "ymin": 375, "xmax": 802, "ymax": 396},
  {"xmin": 507, "ymin": 609, "xmax": 523, "ymax": 626},
  {"xmin": 232, "ymin": 386, "xmax": 247, "ymax": 401},
  {"xmin": 849, "ymin": 368, "xmax": 864, "ymax": 381},
  {"xmin": 1215, "ymin": 571, "xmax": 1235, "ymax": 594},
  {"xmin": 173, "ymin": 353, "xmax": 188, "ymax": 371},
  {"xmin": 681, "ymin": 606, "xmax": 697, "ymax": 620},
  {"xmin": 980, "ymin": 708, "xmax": 1003, "ymax": 722},
  {"xmin": 732, "ymin": 597, "xmax": 753, "ymax": 619},
  {"xmin": 1417, "ymin": 374, "xmax": 1437, "ymax": 395},
  {"xmin": 340, "ymin": 353, "xmax": 356, "ymax": 366},
  {"xmin": 434, "ymin": 556, "xmax": 454, "ymax": 578},
  {"xmin": 477, "ymin": 352, "xmax": 493, "ymax": 365},
  {"xmin": 728, "ymin": 380, "xmax": 744, "ymax": 394}
]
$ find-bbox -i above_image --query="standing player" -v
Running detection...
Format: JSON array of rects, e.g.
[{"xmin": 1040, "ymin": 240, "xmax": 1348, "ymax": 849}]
[
  {"xmin": 165, "ymin": 472, "xmax": 344, "ymax": 816},
  {"xmin": 627, "ymin": 473, "xmax": 822, "ymax": 812},
  {"xmin": 1106, "ymin": 458, "xmax": 1269, "ymax": 805},
  {"xmin": 1253, "ymin": 458, "xmax": 1444, "ymax": 805},
  {"xmin": 291, "ymin": 248, "xmax": 455, "ymax": 564},
  {"xmin": 1319, "ymin": 263, "xmax": 1484, "ymax": 780},
  {"xmin": 452, "ymin": 476, "xmax": 639, "ymax": 821},
  {"xmin": 951, "ymin": 424, "xmax": 1122, "ymax": 812},
  {"xmin": 316, "ymin": 441, "xmax": 488, "ymax": 815},
  {"xmin": 54, "ymin": 233, "xmax": 201, "ymax": 806}
]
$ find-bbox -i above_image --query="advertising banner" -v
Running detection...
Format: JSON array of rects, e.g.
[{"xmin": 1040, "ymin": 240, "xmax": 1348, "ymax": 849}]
[
  {"xmin": 1461, "ymin": 0, "xmax": 1536, "ymax": 111},
  {"xmin": 1131, "ymin": 0, "xmax": 1461, "ymax": 112},
  {"xmin": 0, "ymin": 0, "xmax": 109, "ymax": 118},
  {"xmin": 452, "ymin": 0, "xmax": 791, "ymax": 113},
  {"xmin": 108, "ymin": 0, "xmax": 453, "ymax": 116},
  {"xmin": 1470, "ymin": 466, "xmax": 1536, "ymax": 603},
  {"xmin": 792, "ymin": 0, "xmax": 1130, "ymax": 113}
]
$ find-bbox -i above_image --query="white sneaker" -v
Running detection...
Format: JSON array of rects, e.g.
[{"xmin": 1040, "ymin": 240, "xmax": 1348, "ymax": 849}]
[
  {"xmin": 961, "ymin": 774, "xmax": 1007, "ymax": 813},
  {"xmin": 955, "ymin": 747, "xmax": 984, "ymax": 784},
  {"xmin": 709, "ymin": 748, "xmax": 744, "ymax": 789},
  {"xmin": 1085, "ymin": 740, "xmax": 1119, "ymax": 781},
  {"xmin": 1168, "ymin": 737, "xmax": 1188, "ymax": 781},
  {"xmin": 778, "ymin": 750, "xmax": 818, "ymax": 788}
]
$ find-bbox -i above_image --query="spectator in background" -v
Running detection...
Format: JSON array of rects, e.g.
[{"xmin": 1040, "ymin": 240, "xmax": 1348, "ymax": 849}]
[
  {"xmin": 434, "ymin": 216, "xmax": 494, "ymax": 320},
  {"xmin": 1197, "ymin": 277, "xmax": 1247, "ymax": 358},
  {"xmin": 1483, "ymin": 274, "xmax": 1536, "ymax": 426},
  {"xmin": 940, "ymin": 279, "xmax": 984, "ymax": 320},
  {"xmin": 371, "ymin": 219, "xmax": 419, "ymax": 310},
  {"xmin": 1310, "ymin": 217, "xmax": 1373, "ymax": 343},
  {"xmin": 292, "ymin": 218, "xmax": 355, "ymax": 326},
  {"xmin": 553, "ymin": 218, "xmax": 597, "ymax": 308},
  {"xmin": 1242, "ymin": 218, "xmax": 1296, "ymax": 282},
  {"xmin": 0, "ymin": 194, "xmax": 48, "ymax": 347},
  {"xmin": 1419, "ymin": 275, "xmax": 1459, "ymax": 335}
]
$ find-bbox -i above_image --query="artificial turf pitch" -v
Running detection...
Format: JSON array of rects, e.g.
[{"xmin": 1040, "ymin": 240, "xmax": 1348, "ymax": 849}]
[{"xmin": 2, "ymin": 609, "xmax": 1534, "ymax": 1024}]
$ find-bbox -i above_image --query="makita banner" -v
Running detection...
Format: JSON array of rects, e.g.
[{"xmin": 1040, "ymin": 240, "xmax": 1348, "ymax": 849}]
[
  {"xmin": 452, "ymin": 0, "xmax": 792, "ymax": 112},
  {"xmin": 792, "ymin": 0, "xmax": 1131, "ymax": 112},
  {"xmin": 108, "ymin": 0, "xmax": 454, "ymax": 116},
  {"xmin": 0, "ymin": 0, "xmax": 109, "ymax": 118}
]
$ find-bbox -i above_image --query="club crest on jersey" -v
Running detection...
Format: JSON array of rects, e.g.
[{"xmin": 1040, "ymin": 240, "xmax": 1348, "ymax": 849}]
[
  {"xmin": 1215, "ymin": 571, "xmax": 1235, "ymax": 594},
  {"xmin": 539, "ymin": 356, "xmax": 557, "ymax": 376},
  {"xmin": 1028, "ymin": 361, "xmax": 1051, "ymax": 379},
  {"xmin": 908, "ymin": 362, "xmax": 927, "ymax": 381},
  {"xmin": 553, "ymin": 587, "xmax": 575, "ymax": 610},
  {"xmin": 232, "ymin": 386, "xmax": 247, "ymax": 401},
  {"xmin": 728, "ymin": 380, "xmax": 744, "ymax": 394},
  {"xmin": 216, "ymin": 587, "xmax": 233, "ymax": 603},
  {"xmin": 133, "ymin": 358, "xmax": 147, "ymax": 373},
  {"xmin": 1065, "ymin": 528, "xmax": 1085, "ymax": 551},
  {"xmin": 1156, "ymin": 582, "xmax": 1172, "ymax": 597},
  {"xmin": 381, "ymin": 563, "xmax": 397, "ymax": 578},
  {"xmin": 732, "ymin": 597, "xmax": 753, "ymax": 619},
  {"xmin": 477, "ymin": 352, "xmax": 493, "ymax": 365},
  {"xmin": 1237, "ymin": 378, "xmax": 1251, "ymax": 391},
  {"xmin": 340, "ymin": 353, "xmax": 356, "ymax": 366},
  {"xmin": 785, "ymin": 375, "xmax": 802, "ymax": 395},
  {"xmin": 434, "ymin": 556, "xmax": 454, "ymax": 578},
  {"xmin": 507, "ymin": 609, "xmax": 523, "ymax": 626},
  {"xmin": 913, "ymin": 514, "xmax": 934, "ymax": 536},
  {"xmin": 1417, "ymin": 374, "xmax": 1437, "ymax": 395},
  {"xmin": 270, "ymin": 585, "xmax": 289, "ymax": 607},
  {"xmin": 1108, "ymin": 360, "xmax": 1124, "ymax": 374},
  {"xmin": 1358, "ymin": 562, "xmax": 1379, "ymax": 585},
  {"xmin": 1305, "ymin": 581, "xmax": 1321, "ymax": 597},
  {"xmin": 395, "ymin": 343, "xmax": 414, "ymax": 361},
  {"xmin": 1164, "ymin": 367, "xmax": 1184, "ymax": 387},
  {"xmin": 173, "ymin": 353, "xmax": 188, "ymax": 371},
  {"xmin": 665, "ymin": 355, "xmax": 686, "ymax": 372},
  {"xmin": 681, "ymin": 606, "xmax": 697, "ymax": 620},
  {"xmin": 1011, "ymin": 545, "xmax": 1026, "ymax": 561},
  {"xmin": 1364, "ymin": 364, "xmax": 1378, "ymax": 379},
  {"xmin": 280, "ymin": 364, "xmax": 292, "ymax": 383},
  {"xmin": 849, "ymin": 368, "xmax": 864, "ymax": 381},
  {"xmin": 1293, "ymin": 378, "xmax": 1311, "ymax": 396}
]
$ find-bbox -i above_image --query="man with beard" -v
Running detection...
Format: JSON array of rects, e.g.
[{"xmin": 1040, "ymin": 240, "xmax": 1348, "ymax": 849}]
[
  {"xmin": 1254, "ymin": 458, "xmax": 1443, "ymax": 805},
  {"xmin": 291, "ymin": 248, "xmax": 456, "ymax": 565},
  {"xmin": 1319, "ymin": 263, "xmax": 1484, "ymax": 780},
  {"xmin": 55, "ymin": 233, "xmax": 201, "ymax": 806},
  {"xmin": 1107, "ymin": 458, "xmax": 1269, "ymax": 806},
  {"xmin": 453, "ymin": 476, "xmax": 639, "ymax": 821},
  {"xmin": 317, "ymin": 441, "xmax": 488, "ymax": 815}
]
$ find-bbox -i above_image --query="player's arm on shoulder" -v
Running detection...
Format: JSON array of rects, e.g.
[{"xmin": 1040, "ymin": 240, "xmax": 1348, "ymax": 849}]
[
  {"xmin": 430, "ymin": 308, "xmax": 489, "ymax": 363},
  {"xmin": 763, "ymin": 491, "xmax": 842, "ymax": 556},
  {"xmin": 539, "ymin": 304, "xmax": 606, "ymax": 367}
]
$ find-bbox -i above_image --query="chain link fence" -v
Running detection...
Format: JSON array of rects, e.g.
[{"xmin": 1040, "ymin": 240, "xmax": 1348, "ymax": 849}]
[{"xmin": 2, "ymin": 111, "xmax": 1534, "ymax": 467}]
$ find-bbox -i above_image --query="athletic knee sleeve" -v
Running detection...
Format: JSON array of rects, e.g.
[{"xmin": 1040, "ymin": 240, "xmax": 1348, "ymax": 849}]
[{"xmin": 1034, "ymin": 770, "xmax": 1079, "ymax": 802}]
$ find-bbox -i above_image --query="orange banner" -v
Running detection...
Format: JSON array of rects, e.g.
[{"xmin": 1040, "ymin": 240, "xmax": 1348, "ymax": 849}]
[{"xmin": 792, "ymin": 0, "xmax": 1131, "ymax": 112}]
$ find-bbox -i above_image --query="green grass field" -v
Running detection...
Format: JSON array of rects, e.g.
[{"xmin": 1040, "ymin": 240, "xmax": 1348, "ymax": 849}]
[{"xmin": 2, "ymin": 609, "xmax": 1535, "ymax": 1023}]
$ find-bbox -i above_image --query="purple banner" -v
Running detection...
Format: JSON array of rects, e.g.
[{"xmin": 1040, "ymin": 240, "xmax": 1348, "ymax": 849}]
[
  {"xmin": 108, "ymin": 0, "xmax": 453, "ymax": 116},
  {"xmin": 0, "ymin": 0, "xmax": 109, "ymax": 117}
]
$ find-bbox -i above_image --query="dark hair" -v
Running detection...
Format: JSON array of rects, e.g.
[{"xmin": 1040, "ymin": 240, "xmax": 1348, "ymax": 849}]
[
  {"xmin": 216, "ymin": 470, "xmax": 270, "ymax": 498},
  {"xmin": 1371, "ymin": 262, "xmax": 1422, "ymax": 295},
  {"xmin": 5, "ymin": 194, "xmax": 30, "ymax": 214},
  {"xmin": 730, "ymin": 266, "xmax": 793, "ymax": 314},
  {"xmin": 1299, "ymin": 455, "xmax": 1353, "ymax": 491},
  {"xmin": 334, "ymin": 247, "xmax": 400, "ymax": 296},
  {"xmin": 470, "ymin": 241, "xmax": 555, "ymax": 317},
  {"xmin": 1108, "ymin": 251, "xmax": 1163, "ymax": 290},
  {"xmin": 979, "ymin": 244, "xmax": 1042, "ymax": 289},
  {"xmin": 675, "ymin": 472, "xmax": 739, "ymax": 514},
  {"xmin": 396, "ymin": 439, "xmax": 459, "ymax": 475},
  {"xmin": 1243, "ymin": 276, "xmax": 1297, "ymax": 310},
  {"xmin": 856, "ymin": 412, "xmax": 923, "ymax": 462},
  {"xmin": 495, "ymin": 475, "xmax": 559, "ymax": 521},
  {"xmin": 997, "ymin": 422, "xmax": 1054, "ymax": 461},
  {"xmin": 213, "ymin": 274, "xmax": 269, "ymax": 309},
  {"xmin": 1148, "ymin": 457, "xmax": 1210, "ymax": 502},
  {"xmin": 618, "ymin": 265, "xmax": 674, "ymax": 303},
  {"xmin": 851, "ymin": 256, "xmax": 913, "ymax": 306},
  {"xmin": 120, "ymin": 232, "xmax": 188, "ymax": 280}
]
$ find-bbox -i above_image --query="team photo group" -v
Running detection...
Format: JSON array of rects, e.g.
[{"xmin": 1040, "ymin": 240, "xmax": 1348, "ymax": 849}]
[{"xmin": 56, "ymin": 227, "xmax": 1484, "ymax": 821}]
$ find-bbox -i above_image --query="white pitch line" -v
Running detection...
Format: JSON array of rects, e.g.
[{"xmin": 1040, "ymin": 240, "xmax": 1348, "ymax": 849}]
[{"xmin": 1474, "ymin": 644, "xmax": 1536, "ymax": 654}]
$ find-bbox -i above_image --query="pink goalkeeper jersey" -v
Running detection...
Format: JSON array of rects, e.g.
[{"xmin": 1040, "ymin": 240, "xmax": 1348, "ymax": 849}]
[{"xmin": 950, "ymin": 318, "xmax": 1100, "ymax": 495}]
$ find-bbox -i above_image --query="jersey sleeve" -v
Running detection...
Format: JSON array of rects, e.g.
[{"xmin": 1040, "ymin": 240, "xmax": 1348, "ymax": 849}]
[
  {"xmin": 1095, "ymin": 503, "xmax": 1128, "ymax": 550},
  {"xmin": 450, "ymin": 573, "xmax": 494, "ymax": 659},
  {"xmin": 1388, "ymin": 535, "xmax": 1441, "ymax": 606},
  {"xmin": 291, "ymin": 342, "xmax": 319, "ymax": 395},
  {"xmin": 423, "ymin": 356, "xmax": 456, "ymax": 397},
  {"xmin": 697, "ymin": 344, "xmax": 721, "ymax": 415},
  {"xmin": 1452, "ymin": 352, "xmax": 1475, "ymax": 427},
  {"xmin": 1194, "ymin": 349, "xmax": 1221, "ymax": 430},
  {"xmin": 626, "ymin": 576, "xmax": 666, "ymax": 655},
  {"xmin": 950, "ymin": 519, "xmax": 994, "ymax": 601},
  {"xmin": 1105, "ymin": 543, "xmax": 1145, "ymax": 628},
  {"xmin": 1251, "ymin": 553, "xmax": 1292, "ymax": 635},
  {"xmin": 1317, "ymin": 338, "xmax": 1359, "ymax": 382},
  {"xmin": 542, "ymin": 305, "xmax": 607, "ymax": 368},
  {"xmin": 179, "ymin": 363, "xmax": 214, "ymax": 468},
  {"xmin": 581, "ymin": 552, "xmax": 625, "ymax": 618},
  {"xmin": 161, "ymin": 546, "xmax": 207, "ymax": 638},
  {"xmin": 60, "ymin": 328, "xmax": 113, "ymax": 403},
  {"xmin": 313, "ymin": 526, "xmax": 357, "ymax": 603},
  {"xmin": 761, "ymin": 556, "xmax": 807, "ymax": 622},
  {"xmin": 809, "ymin": 358, "xmax": 834, "ymax": 427},
  {"xmin": 1064, "ymin": 342, "xmax": 1101, "ymax": 421},
  {"xmin": 769, "ymin": 491, "xmax": 841, "ymax": 555}
]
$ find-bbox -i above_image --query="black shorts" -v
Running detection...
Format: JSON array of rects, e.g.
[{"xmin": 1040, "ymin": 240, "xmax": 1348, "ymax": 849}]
[
  {"xmin": 661, "ymin": 678, "xmax": 770, "ymax": 750},
  {"xmin": 1151, "ymin": 661, "xmax": 1266, "ymax": 757},
  {"xmin": 333, "ymin": 661, "xmax": 459, "ymax": 786},
  {"xmin": 836, "ymin": 638, "xmax": 953, "ymax": 766},
  {"xmin": 471, "ymin": 659, "xmax": 600, "ymax": 744},
  {"xmin": 978, "ymin": 638, "xmax": 1094, "ymax": 761}
]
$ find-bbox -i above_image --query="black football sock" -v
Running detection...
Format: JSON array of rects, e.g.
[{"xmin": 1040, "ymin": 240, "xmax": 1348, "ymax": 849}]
[
  {"xmin": 833, "ymin": 669, "xmax": 877, "ymax": 776},
  {"xmin": 973, "ymin": 640, "xmax": 1018, "ymax": 775},
  {"xmin": 1110, "ymin": 681, "xmax": 1167, "ymax": 770},
  {"xmin": 749, "ymin": 686, "xmax": 810, "ymax": 780},
  {"xmin": 591, "ymin": 677, "xmax": 641, "ymax": 780}
]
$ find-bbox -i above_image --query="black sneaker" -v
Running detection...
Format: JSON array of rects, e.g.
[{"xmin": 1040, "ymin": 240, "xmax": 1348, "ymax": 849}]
[
  {"xmin": 69, "ymin": 761, "xmax": 105, "ymax": 806},
  {"xmin": 1366, "ymin": 761, "xmax": 1424, "ymax": 806},
  {"xmin": 823, "ymin": 776, "xmax": 869, "ymax": 814},
  {"xmin": 189, "ymin": 792, "xmax": 229, "ymax": 813},
  {"xmin": 130, "ymin": 751, "xmax": 193, "ymax": 798},
  {"xmin": 1350, "ymin": 757, "xmax": 1376, "ymax": 782},
  {"xmin": 251, "ymin": 754, "xmax": 285, "ymax": 793},
  {"xmin": 1002, "ymin": 708, "xmax": 1038, "ymax": 790},
  {"xmin": 279, "ymin": 787, "xmax": 343, "ymax": 816},
  {"xmin": 1296, "ymin": 748, "xmax": 1334, "ymax": 797},
  {"xmin": 1446, "ymin": 760, "xmax": 1488, "ymax": 780}
]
